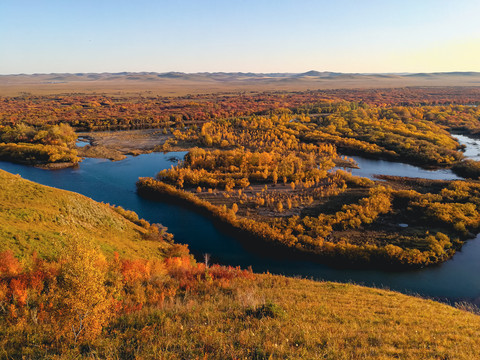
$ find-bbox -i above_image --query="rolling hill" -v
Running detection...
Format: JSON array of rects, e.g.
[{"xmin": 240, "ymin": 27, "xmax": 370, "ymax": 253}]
[
  {"xmin": 1, "ymin": 71, "xmax": 480, "ymax": 96},
  {"xmin": 0, "ymin": 169, "xmax": 171, "ymax": 260}
]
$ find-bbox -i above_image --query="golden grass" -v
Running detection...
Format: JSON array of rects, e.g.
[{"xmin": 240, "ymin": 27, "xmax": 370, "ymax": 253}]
[
  {"xmin": 92, "ymin": 275, "xmax": 480, "ymax": 359},
  {"xmin": 0, "ymin": 169, "xmax": 170, "ymax": 260}
]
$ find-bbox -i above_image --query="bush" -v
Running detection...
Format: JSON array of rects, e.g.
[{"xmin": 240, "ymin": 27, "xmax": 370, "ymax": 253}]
[{"xmin": 246, "ymin": 301, "xmax": 286, "ymax": 319}]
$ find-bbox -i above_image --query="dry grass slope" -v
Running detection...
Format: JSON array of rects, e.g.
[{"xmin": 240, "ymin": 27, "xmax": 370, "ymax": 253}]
[
  {"xmin": 0, "ymin": 169, "xmax": 170, "ymax": 259},
  {"xmin": 94, "ymin": 275, "xmax": 480, "ymax": 359}
]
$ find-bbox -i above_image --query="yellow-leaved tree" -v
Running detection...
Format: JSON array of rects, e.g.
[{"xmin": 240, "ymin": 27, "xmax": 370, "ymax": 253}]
[{"xmin": 53, "ymin": 238, "xmax": 114, "ymax": 343}]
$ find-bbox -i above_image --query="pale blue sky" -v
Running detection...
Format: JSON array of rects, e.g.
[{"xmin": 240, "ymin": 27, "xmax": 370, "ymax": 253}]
[{"xmin": 1, "ymin": 0, "xmax": 479, "ymax": 74}]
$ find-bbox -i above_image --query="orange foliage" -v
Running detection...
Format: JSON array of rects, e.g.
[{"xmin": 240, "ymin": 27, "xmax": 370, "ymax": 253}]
[
  {"xmin": 0, "ymin": 245, "xmax": 255, "ymax": 346},
  {"xmin": 0, "ymin": 250, "xmax": 22, "ymax": 276}
]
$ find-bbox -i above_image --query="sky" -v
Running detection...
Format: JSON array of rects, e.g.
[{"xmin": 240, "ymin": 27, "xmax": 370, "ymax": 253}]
[{"xmin": 1, "ymin": 0, "xmax": 479, "ymax": 74}]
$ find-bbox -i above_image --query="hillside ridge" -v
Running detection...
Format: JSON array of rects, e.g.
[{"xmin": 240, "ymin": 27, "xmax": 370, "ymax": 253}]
[{"xmin": 0, "ymin": 169, "xmax": 171, "ymax": 259}]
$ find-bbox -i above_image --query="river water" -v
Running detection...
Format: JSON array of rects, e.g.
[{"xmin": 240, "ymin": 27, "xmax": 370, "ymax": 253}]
[
  {"xmin": 2, "ymin": 144, "xmax": 480, "ymax": 305},
  {"xmin": 337, "ymin": 133, "xmax": 480, "ymax": 181},
  {"xmin": 455, "ymin": 133, "xmax": 480, "ymax": 161},
  {"xmin": 347, "ymin": 156, "xmax": 461, "ymax": 180}
]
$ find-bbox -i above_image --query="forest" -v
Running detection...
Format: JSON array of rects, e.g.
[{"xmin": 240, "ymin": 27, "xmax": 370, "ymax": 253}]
[
  {"xmin": 0, "ymin": 87, "xmax": 479, "ymax": 133},
  {"xmin": 0, "ymin": 123, "xmax": 80, "ymax": 167},
  {"xmin": 1, "ymin": 89, "xmax": 479, "ymax": 172},
  {"xmin": 137, "ymin": 108, "xmax": 480, "ymax": 268}
]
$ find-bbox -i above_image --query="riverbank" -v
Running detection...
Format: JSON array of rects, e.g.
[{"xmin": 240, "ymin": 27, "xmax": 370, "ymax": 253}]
[
  {"xmin": 136, "ymin": 174, "xmax": 480, "ymax": 270},
  {"xmin": 0, "ymin": 142, "xmax": 80, "ymax": 168},
  {"xmin": 78, "ymin": 129, "xmax": 170, "ymax": 152}
]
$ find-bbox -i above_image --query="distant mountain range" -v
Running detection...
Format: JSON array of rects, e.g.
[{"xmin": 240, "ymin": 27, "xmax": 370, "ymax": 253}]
[
  {"xmin": 3, "ymin": 70, "xmax": 480, "ymax": 82},
  {"xmin": 1, "ymin": 71, "xmax": 479, "ymax": 96}
]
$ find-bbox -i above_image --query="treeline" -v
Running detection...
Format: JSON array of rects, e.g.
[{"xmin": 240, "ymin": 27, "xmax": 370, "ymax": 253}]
[
  {"xmin": 0, "ymin": 123, "xmax": 80, "ymax": 166},
  {"xmin": 424, "ymin": 105, "xmax": 480, "ymax": 137},
  {"xmin": 157, "ymin": 146, "xmax": 336, "ymax": 190},
  {"xmin": 0, "ymin": 123, "xmax": 76, "ymax": 146},
  {"xmin": 302, "ymin": 107, "xmax": 464, "ymax": 167},
  {"xmin": 1, "ymin": 89, "xmax": 479, "ymax": 132}
]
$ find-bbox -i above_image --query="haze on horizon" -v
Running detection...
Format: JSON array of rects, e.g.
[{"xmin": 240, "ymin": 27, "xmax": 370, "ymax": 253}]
[{"xmin": 1, "ymin": 0, "xmax": 479, "ymax": 75}]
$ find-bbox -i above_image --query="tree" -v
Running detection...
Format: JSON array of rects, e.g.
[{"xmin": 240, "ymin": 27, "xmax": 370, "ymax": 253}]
[
  {"xmin": 272, "ymin": 170, "xmax": 278, "ymax": 185},
  {"xmin": 276, "ymin": 201, "xmax": 284, "ymax": 213},
  {"xmin": 54, "ymin": 238, "xmax": 113, "ymax": 343}
]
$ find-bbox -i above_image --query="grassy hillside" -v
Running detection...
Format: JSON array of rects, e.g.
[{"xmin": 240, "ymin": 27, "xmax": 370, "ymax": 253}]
[
  {"xmin": 1, "ymin": 168, "xmax": 480, "ymax": 359},
  {"xmin": 0, "ymin": 169, "xmax": 171, "ymax": 260},
  {"xmin": 2, "ymin": 252, "xmax": 480, "ymax": 359},
  {"xmin": 112, "ymin": 277, "xmax": 480, "ymax": 360}
]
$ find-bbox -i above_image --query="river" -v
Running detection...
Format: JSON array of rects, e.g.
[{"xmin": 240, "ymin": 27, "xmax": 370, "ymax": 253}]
[
  {"xmin": 455, "ymin": 133, "xmax": 480, "ymax": 161},
  {"xmin": 2, "ymin": 143, "xmax": 480, "ymax": 305},
  {"xmin": 338, "ymin": 133, "xmax": 480, "ymax": 181},
  {"xmin": 347, "ymin": 155, "xmax": 461, "ymax": 180}
]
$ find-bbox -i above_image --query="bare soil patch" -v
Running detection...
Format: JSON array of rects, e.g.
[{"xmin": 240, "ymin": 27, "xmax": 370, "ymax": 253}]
[{"xmin": 77, "ymin": 129, "xmax": 171, "ymax": 159}]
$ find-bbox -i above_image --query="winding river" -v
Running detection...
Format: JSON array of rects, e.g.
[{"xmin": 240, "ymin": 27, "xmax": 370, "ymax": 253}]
[
  {"xmin": 1, "ymin": 135, "xmax": 479, "ymax": 305},
  {"xmin": 347, "ymin": 155, "xmax": 461, "ymax": 180}
]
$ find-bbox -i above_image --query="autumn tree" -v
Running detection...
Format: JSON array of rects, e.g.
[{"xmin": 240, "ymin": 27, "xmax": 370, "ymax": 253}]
[{"xmin": 53, "ymin": 238, "xmax": 114, "ymax": 343}]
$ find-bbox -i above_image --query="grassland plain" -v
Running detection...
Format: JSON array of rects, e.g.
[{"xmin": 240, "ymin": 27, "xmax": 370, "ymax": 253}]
[
  {"xmin": 2, "ymin": 72, "xmax": 480, "ymax": 96},
  {"xmin": 1, "ymin": 168, "xmax": 480, "ymax": 358}
]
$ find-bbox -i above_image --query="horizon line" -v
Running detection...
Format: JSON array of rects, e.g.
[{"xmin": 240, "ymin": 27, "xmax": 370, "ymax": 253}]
[{"xmin": 1, "ymin": 70, "xmax": 480, "ymax": 77}]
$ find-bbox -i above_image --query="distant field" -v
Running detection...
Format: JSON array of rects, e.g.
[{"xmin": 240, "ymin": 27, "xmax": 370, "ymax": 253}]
[{"xmin": 2, "ymin": 71, "xmax": 480, "ymax": 96}]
